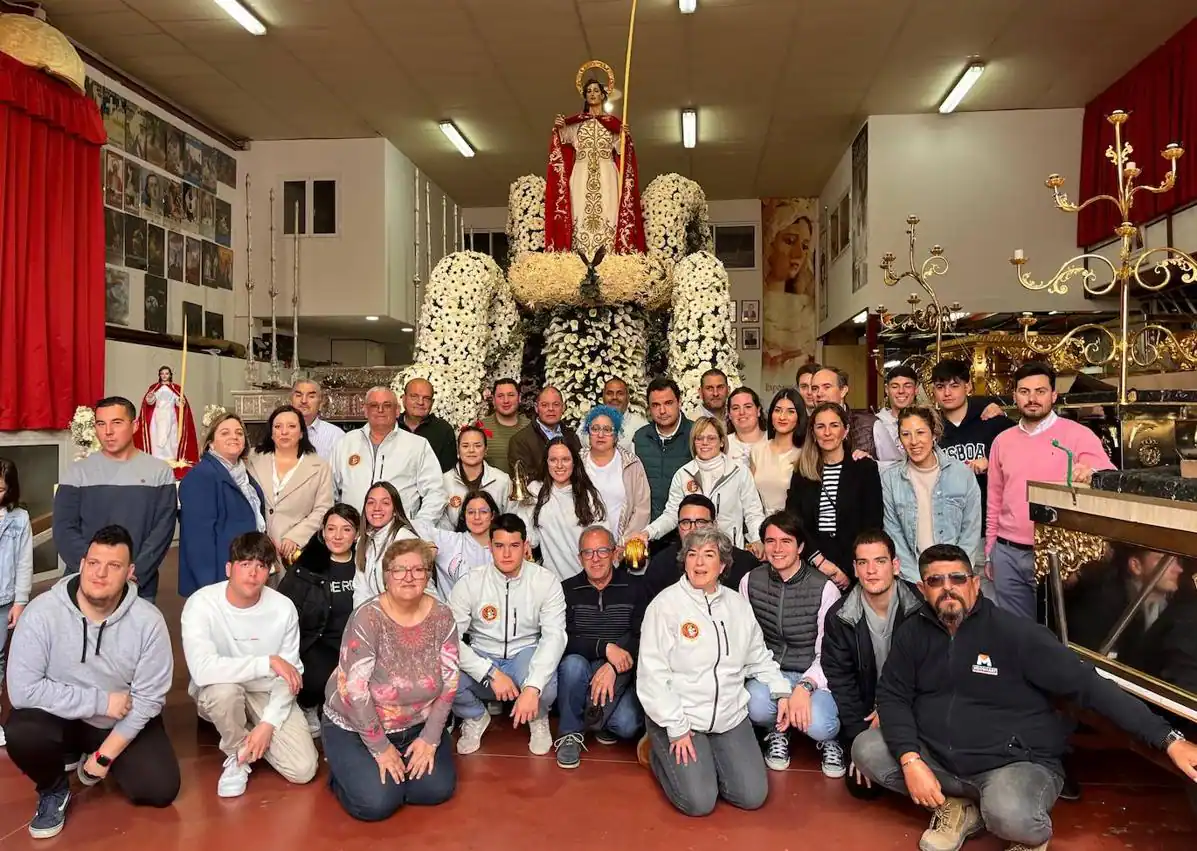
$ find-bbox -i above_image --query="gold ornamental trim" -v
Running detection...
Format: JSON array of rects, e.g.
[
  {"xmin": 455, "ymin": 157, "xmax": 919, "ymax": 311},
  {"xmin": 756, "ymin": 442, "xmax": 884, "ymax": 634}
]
[
  {"xmin": 576, "ymin": 60, "xmax": 615, "ymax": 96},
  {"xmin": 1033, "ymin": 525, "xmax": 1107, "ymax": 583}
]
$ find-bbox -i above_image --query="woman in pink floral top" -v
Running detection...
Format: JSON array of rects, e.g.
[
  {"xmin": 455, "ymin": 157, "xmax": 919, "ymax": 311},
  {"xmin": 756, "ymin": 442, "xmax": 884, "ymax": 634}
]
[{"xmin": 322, "ymin": 538, "xmax": 460, "ymax": 821}]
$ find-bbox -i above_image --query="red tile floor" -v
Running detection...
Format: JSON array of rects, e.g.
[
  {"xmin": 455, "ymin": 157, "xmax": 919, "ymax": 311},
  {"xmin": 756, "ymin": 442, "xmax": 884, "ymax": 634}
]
[{"xmin": 1, "ymin": 556, "xmax": 1194, "ymax": 850}]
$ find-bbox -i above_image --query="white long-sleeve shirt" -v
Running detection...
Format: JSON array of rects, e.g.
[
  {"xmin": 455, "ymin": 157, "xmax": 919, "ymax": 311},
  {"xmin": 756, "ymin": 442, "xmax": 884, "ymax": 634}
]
[
  {"xmin": 330, "ymin": 424, "xmax": 447, "ymax": 523},
  {"xmin": 514, "ymin": 482, "xmax": 593, "ymax": 580},
  {"xmin": 414, "ymin": 520, "xmax": 494, "ymax": 599},
  {"xmin": 352, "ymin": 523, "xmax": 418, "ymax": 609},
  {"xmin": 438, "ymin": 463, "xmax": 511, "ymax": 531},
  {"xmin": 180, "ymin": 582, "xmax": 302, "ymax": 729},
  {"xmin": 646, "ymin": 458, "xmax": 765, "ymax": 548}
]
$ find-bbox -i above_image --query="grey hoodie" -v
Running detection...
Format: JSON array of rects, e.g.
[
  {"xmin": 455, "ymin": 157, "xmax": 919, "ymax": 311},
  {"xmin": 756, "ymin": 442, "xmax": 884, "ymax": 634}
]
[{"xmin": 6, "ymin": 576, "xmax": 173, "ymax": 740}]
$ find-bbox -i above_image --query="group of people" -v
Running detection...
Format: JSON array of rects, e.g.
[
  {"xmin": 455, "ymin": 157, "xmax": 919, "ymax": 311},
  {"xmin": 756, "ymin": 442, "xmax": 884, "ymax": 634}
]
[{"xmin": 3, "ymin": 358, "xmax": 1195, "ymax": 851}]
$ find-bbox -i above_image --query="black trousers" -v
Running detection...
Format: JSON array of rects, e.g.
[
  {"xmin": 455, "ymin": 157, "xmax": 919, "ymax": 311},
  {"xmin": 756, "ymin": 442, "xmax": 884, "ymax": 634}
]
[
  {"xmin": 299, "ymin": 642, "xmax": 340, "ymax": 710},
  {"xmin": 5, "ymin": 708, "xmax": 180, "ymax": 807}
]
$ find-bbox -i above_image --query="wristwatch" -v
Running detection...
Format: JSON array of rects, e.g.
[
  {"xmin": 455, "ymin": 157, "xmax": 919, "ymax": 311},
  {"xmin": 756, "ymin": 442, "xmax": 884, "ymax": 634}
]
[
  {"xmin": 798, "ymin": 680, "xmax": 816, "ymax": 694},
  {"xmin": 1161, "ymin": 729, "xmax": 1186, "ymax": 749},
  {"xmin": 94, "ymin": 751, "xmax": 113, "ymax": 768}
]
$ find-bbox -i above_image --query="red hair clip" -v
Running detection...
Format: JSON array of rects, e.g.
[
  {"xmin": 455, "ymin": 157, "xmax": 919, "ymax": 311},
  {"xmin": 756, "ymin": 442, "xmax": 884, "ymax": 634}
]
[{"xmin": 464, "ymin": 421, "xmax": 493, "ymax": 440}]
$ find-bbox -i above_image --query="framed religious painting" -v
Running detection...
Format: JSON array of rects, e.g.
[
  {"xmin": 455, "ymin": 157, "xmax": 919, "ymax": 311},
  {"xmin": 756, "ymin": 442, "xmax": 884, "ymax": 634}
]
[
  {"xmin": 167, "ymin": 232, "xmax": 185, "ymax": 282},
  {"xmin": 184, "ymin": 237, "xmax": 202, "ymax": 286}
]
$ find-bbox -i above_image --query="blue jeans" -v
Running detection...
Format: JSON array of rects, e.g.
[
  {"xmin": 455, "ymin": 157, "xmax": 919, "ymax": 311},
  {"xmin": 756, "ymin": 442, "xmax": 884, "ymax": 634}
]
[
  {"xmin": 746, "ymin": 670, "xmax": 840, "ymax": 742},
  {"xmin": 555, "ymin": 653, "xmax": 644, "ymax": 739},
  {"xmin": 452, "ymin": 646, "xmax": 558, "ymax": 720},
  {"xmin": 322, "ymin": 720, "xmax": 456, "ymax": 821}
]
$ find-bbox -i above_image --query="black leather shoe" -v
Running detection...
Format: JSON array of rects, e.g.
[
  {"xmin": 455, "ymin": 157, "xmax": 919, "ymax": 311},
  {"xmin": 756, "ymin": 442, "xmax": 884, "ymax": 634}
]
[{"xmin": 1059, "ymin": 772, "xmax": 1081, "ymax": 801}]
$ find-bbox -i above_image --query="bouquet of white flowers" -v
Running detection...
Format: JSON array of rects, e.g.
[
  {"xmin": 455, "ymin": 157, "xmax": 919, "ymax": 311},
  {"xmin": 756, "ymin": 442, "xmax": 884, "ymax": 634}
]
[
  {"xmin": 202, "ymin": 404, "xmax": 228, "ymax": 430},
  {"xmin": 69, "ymin": 406, "xmax": 100, "ymax": 459}
]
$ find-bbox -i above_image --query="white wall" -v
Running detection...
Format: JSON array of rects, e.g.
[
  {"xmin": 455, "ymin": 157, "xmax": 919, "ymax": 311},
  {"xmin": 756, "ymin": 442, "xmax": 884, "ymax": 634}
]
[
  {"xmin": 821, "ymin": 109, "xmax": 1091, "ymax": 333},
  {"xmin": 105, "ymin": 340, "xmax": 247, "ymax": 428}
]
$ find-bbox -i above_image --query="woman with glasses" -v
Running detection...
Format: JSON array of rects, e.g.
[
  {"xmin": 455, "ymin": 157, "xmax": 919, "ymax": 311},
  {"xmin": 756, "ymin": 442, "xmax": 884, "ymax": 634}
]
[
  {"xmin": 353, "ymin": 482, "xmax": 418, "ymax": 608},
  {"xmin": 322, "ymin": 538, "xmax": 460, "ymax": 821},
  {"xmin": 439, "ymin": 424, "xmax": 510, "ymax": 531},
  {"xmin": 786, "ymin": 403, "xmax": 882, "ymax": 591},
  {"xmin": 881, "ymin": 406, "xmax": 983, "ymax": 583},
  {"xmin": 581, "ymin": 405, "xmax": 651, "ymax": 541},
  {"xmin": 277, "ymin": 503, "xmax": 362, "ymax": 736},
  {"xmin": 414, "ymin": 490, "xmax": 498, "ymax": 598},
  {"xmin": 725, "ymin": 387, "xmax": 768, "ymax": 467},
  {"xmin": 515, "ymin": 438, "xmax": 606, "ymax": 580},
  {"xmin": 750, "ymin": 389, "xmax": 805, "ymax": 514},
  {"xmin": 628, "ymin": 417, "xmax": 765, "ymax": 558}
]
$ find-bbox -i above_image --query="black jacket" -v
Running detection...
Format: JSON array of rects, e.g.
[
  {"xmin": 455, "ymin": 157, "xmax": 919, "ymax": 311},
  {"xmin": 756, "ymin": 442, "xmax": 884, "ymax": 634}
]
[
  {"xmin": 640, "ymin": 540, "xmax": 761, "ymax": 603},
  {"xmin": 822, "ymin": 579, "xmax": 924, "ymax": 743},
  {"xmin": 399, "ymin": 413, "xmax": 458, "ymax": 473},
  {"xmin": 785, "ymin": 454, "xmax": 883, "ymax": 574},
  {"xmin": 562, "ymin": 568, "xmax": 647, "ymax": 662},
  {"xmin": 276, "ymin": 534, "xmax": 352, "ymax": 654},
  {"xmin": 939, "ymin": 397, "xmax": 1014, "ymax": 526},
  {"xmin": 877, "ymin": 595, "xmax": 1174, "ymax": 778}
]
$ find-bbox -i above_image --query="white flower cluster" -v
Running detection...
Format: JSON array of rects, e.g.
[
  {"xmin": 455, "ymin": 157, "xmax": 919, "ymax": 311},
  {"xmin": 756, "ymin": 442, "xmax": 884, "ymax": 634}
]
[
  {"xmin": 642, "ymin": 173, "xmax": 714, "ymax": 265},
  {"xmin": 544, "ymin": 306, "xmax": 648, "ymax": 423},
  {"xmin": 668, "ymin": 251, "xmax": 741, "ymax": 418},
  {"xmin": 202, "ymin": 404, "xmax": 228, "ymax": 430},
  {"xmin": 507, "ymin": 175, "xmax": 546, "ymax": 255},
  {"xmin": 397, "ymin": 252, "xmax": 519, "ymax": 427},
  {"xmin": 69, "ymin": 405, "xmax": 99, "ymax": 458}
]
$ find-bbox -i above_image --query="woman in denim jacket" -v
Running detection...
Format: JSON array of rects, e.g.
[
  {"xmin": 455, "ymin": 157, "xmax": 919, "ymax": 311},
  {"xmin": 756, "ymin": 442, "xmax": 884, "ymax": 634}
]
[
  {"xmin": 0, "ymin": 458, "xmax": 34, "ymax": 747},
  {"xmin": 881, "ymin": 407, "xmax": 983, "ymax": 583}
]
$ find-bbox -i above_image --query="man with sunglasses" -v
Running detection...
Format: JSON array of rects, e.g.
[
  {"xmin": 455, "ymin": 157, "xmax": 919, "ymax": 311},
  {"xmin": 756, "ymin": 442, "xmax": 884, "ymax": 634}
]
[
  {"xmin": 639, "ymin": 494, "xmax": 761, "ymax": 601},
  {"xmin": 852, "ymin": 544, "xmax": 1197, "ymax": 851},
  {"xmin": 553, "ymin": 526, "xmax": 647, "ymax": 769}
]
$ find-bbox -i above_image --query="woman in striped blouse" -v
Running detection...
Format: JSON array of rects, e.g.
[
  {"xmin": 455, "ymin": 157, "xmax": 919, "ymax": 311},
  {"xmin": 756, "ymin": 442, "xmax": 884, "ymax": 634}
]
[{"xmin": 785, "ymin": 402, "xmax": 882, "ymax": 590}]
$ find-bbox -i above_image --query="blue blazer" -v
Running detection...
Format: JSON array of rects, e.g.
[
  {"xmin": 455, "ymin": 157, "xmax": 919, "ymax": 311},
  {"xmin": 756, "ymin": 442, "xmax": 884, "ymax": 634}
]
[{"xmin": 178, "ymin": 453, "xmax": 267, "ymax": 597}]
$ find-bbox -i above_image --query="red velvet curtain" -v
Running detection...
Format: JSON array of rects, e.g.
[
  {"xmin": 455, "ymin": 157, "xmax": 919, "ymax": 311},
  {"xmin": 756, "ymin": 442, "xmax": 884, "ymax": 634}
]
[
  {"xmin": 1077, "ymin": 17, "xmax": 1197, "ymax": 247},
  {"xmin": 0, "ymin": 51, "xmax": 106, "ymax": 430}
]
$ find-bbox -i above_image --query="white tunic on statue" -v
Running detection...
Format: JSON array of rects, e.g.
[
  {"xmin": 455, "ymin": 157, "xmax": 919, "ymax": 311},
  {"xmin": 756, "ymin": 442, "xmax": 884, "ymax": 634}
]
[
  {"xmin": 148, "ymin": 385, "xmax": 180, "ymax": 462},
  {"xmin": 561, "ymin": 118, "xmax": 620, "ymax": 258}
]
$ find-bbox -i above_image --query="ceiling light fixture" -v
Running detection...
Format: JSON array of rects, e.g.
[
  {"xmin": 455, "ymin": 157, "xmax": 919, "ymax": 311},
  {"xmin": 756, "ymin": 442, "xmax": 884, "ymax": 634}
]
[
  {"xmin": 679, "ymin": 0, "xmax": 697, "ymax": 13},
  {"xmin": 883, "ymin": 359, "xmax": 901, "ymax": 369},
  {"xmin": 439, "ymin": 121, "xmax": 475, "ymax": 158},
  {"xmin": 365, "ymin": 315, "xmax": 379, "ymax": 321},
  {"xmin": 853, "ymin": 309, "xmax": 868, "ymax": 324},
  {"xmin": 938, "ymin": 61, "xmax": 985, "ymax": 114},
  {"xmin": 682, "ymin": 108, "xmax": 697, "ymax": 149},
  {"xmin": 213, "ymin": 0, "xmax": 267, "ymax": 36}
]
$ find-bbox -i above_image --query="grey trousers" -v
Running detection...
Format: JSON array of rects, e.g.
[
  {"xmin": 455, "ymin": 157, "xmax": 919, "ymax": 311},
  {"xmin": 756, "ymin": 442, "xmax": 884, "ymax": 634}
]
[
  {"xmin": 646, "ymin": 717, "xmax": 768, "ymax": 817},
  {"xmin": 851, "ymin": 727, "xmax": 1063, "ymax": 847},
  {"xmin": 990, "ymin": 540, "xmax": 1037, "ymax": 620}
]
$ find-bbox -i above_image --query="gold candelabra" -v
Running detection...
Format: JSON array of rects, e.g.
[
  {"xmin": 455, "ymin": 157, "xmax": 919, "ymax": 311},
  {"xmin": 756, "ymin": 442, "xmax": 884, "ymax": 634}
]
[
  {"xmin": 877, "ymin": 215, "xmax": 963, "ymax": 361},
  {"xmin": 1010, "ymin": 111, "xmax": 1192, "ymax": 405}
]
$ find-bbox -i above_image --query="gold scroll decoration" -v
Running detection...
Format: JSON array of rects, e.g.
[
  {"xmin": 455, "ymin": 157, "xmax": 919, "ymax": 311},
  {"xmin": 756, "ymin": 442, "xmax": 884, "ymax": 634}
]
[{"xmin": 1033, "ymin": 525, "xmax": 1108, "ymax": 584}]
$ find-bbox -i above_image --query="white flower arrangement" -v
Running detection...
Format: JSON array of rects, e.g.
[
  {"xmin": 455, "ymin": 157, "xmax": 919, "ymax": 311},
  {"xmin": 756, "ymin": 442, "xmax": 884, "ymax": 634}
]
[
  {"xmin": 507, "ymin": 175, "xmax": 546, "ymax": 255},
  {"xmin": 544, "ymin": 306, "xmax": 649, "ymax": 423},
  {"xmin": 642, "ymin": 174, "xmax": 714, "ymax": 265},
  {"xmin": 69, "ymin": 406, "xmax": 100, "ymax": 458},
  {"xmin": 668, "ymin": 251, "xmax": 741, "ymax": 418},
  {"xmin": 201, "ymin": 404, "xmax": 228, "ymax": 430},
  {"xmin": 396, "ymin": 252, "xmax": 520, "ymax": 428}
]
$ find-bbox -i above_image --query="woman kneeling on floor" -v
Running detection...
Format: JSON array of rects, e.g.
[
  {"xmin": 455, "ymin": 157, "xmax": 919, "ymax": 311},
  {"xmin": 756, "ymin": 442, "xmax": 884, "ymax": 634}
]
[
  {"xmin": 637, "ymin": 527, "xmax": 796, "ymax": 817},
  {"xmin": 322, "ymin": 538, "xmax": 460, "ymax": 821}
]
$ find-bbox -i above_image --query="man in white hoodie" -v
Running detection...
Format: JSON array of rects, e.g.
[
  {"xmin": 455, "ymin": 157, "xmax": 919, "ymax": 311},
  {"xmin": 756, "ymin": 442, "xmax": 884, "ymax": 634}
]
[
  {"xmin": 330, "ymin": 386, "xmax": 447, "ymax": 521},
  {"xmin": 449, "ymin": 513, "xmax": 567, "ymax": 757},
  {"xmin": 181, "ymin": 532, "xmax": 318, "ymax": 798}
]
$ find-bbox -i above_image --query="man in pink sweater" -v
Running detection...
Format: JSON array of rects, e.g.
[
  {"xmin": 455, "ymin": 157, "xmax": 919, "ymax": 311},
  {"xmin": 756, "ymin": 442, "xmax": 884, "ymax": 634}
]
[{"xmin": 986, "ymin": 362, "xmax": 1114, "ymax": 619}]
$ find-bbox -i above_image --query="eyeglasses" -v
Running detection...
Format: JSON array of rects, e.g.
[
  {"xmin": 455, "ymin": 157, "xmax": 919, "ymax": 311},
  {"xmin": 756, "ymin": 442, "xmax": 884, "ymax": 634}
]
[
  {"xmin": 679, "ymin": 518, "xmax": 712, "ymax": 530},
  {"xmin": 589, "ymin": 426, "xmax": 615, "ymax": 436},
  {"xmin": 385, "ymin": 566, "xmax": 429, "ymax": 579},
  {"xmin": 366, "ymin": 402, "xmax": 396, "ymax": 411},
  {"xmin": 465, "ymin": 508, "xmax": 493, "ymax": 517},
  {"xmin": 580, "ymin": 547, "xmax": 614, "ymax": 560},
  {"xmin": 923, "ymin": 572, "xmax": 971, "ymax": 589}
]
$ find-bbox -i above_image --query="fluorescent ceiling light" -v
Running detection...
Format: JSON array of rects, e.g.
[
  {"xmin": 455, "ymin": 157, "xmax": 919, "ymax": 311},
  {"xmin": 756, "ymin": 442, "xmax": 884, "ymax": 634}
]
[
  {"xmin": 401, "ymin": 328, "xmax": 414, "ymax": 333},
  {"xmin": 365, "ymin": 316, "xmax": 379, "ymax": 321},
  {"xmin": 852, "ymin": 309, "xmax": 868, "ymax": 324},
  {"xmin": 682, "ymin": 108, "xmax": 697, "ymax": 149},
  {"xmin": 883, "ymin": 359, "xmax": 900, "ymax": 369},
  {"xmin": 938, "ymin": 61, "xmax": 985, "ymax": 114},
  {"xmin": 213, "ymin": 0, "xmax": 266, "ymax": 36},
  {"xmin": 439, "ymin": 121, "xmax": 475, "ymax": 158},
  {"xmin": 679, "ymin": 0, "xmax": 697, "ymax": 13}
]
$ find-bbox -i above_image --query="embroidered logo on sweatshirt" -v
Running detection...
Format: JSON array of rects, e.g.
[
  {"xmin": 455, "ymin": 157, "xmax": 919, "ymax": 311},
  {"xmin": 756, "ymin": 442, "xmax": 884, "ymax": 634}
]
[
  {"xmin": 449, "ymin": 495, "xmax": 462, "ymax": 508},
  {"xmin": 348, "ymin": 454, "xmax": 361, "ymax": 467},
  {"xmin": 481, "ymin": 604, "xmax": 498, "ymax": 622},
  {"xmin": 680, "ymin": 621, "xmax": 700, "ymax": 640},
  {"xmin": 971, "ymin": 653, "xmax": 998, "ymax": 676}
]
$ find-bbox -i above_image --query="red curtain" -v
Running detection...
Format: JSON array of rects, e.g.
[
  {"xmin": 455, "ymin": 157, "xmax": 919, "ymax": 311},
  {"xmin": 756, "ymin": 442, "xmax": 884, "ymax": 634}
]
[
  {"xmin": 1077, "ymin": 17, "xmax": 1197, "ymax": 247},
  {"xmin": 0, "ymin": 51, "xmax": 106, "ymax": 430}
]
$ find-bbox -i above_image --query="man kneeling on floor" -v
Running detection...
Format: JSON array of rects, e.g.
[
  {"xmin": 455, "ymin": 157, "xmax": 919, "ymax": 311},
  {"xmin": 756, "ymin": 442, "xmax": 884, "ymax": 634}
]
[
  {"xmin": 6, "ymin": 525, "xmax": 180, "ymax": 839},
  {"xmin": 554, "ymin": 525, "xmax": 647, "ymax": 769},
  {"xmin": 852, "ymin": 543, "xmax": 1197, "ymax": 851},
  {"xmin": 449, "ymin": 513, "xmax": 566, "ymax": 756},
  {"xmin": 181, "ymin": 532, "xmax": 318, "ymax": 797}
]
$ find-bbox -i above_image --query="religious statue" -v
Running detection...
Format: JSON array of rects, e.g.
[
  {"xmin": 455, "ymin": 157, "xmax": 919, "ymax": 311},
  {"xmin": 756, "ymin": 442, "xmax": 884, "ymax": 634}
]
[
  {"xmin": 545, "ymin": 60, "xmax": 646, "ymax": 260},
  {"xmin": 135, "ymin": 366, "xmax": 198, "ymax": 479}
]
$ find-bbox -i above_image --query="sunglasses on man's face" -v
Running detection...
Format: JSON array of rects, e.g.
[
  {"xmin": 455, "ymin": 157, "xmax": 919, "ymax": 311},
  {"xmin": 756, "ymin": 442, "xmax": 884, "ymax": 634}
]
[{"xmin": 923, "ymin": 572, "xmax": 971, "ymax": 589}]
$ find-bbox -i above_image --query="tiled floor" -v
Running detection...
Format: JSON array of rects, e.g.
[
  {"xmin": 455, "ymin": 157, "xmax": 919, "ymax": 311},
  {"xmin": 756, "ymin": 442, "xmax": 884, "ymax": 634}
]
[{"xmin": 1, "ymin": 558, "xmax": 1194, "ymax": 849}]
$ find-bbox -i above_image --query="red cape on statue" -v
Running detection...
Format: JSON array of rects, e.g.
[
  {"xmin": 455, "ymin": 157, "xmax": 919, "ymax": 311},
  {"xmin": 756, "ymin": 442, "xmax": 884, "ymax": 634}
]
[
  {"xmin": 134, "ymin": 382, "xmax": 199, "ymax": 480},
  {"xmin": 545, "ymin": 112, "xmax": 647, "ymax": 255}
]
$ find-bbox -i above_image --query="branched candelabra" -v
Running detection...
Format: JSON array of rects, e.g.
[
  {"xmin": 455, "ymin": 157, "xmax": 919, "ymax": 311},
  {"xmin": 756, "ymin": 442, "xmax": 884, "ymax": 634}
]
[
  {"xmin": 1011, "ymin": 110, "xmax": 1192, "ymax": 404},
  {"xmin": 877, "ymin": 215, "xmax": 963, "ymax": 360},
  {"xmin": 267, "ymin": 188, "xmax": 281, "ymax": 387},
  {"xmin": 243, "ymin": 175, "xmax": 256, "ymax": 385}
]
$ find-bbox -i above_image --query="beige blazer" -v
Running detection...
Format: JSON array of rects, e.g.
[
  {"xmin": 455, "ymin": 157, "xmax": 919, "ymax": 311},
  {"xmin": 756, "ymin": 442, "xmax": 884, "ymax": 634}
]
[{"xmin": 246, "ymin": 450, "xmax": 335, "ymax": 548}]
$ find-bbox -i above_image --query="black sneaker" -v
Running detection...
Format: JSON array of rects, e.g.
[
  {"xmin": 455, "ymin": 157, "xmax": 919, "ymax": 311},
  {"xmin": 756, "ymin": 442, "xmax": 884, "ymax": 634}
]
[
  {"xmin": 594, "ymin": 730, "xmax": 618, "ymax": 746},
  {"xmin": 554, "ymin": 732, "xmax": 585, "ymax": 769},
  {"xmin": 29, "ymin": 784, "xmax": 70, "ymax": 839}
]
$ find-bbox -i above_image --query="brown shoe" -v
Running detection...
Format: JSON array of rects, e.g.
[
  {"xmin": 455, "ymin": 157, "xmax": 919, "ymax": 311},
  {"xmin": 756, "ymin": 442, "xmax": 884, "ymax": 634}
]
[
  {"xmin": 636, "ymin": 733, "xmax": 651, "ymax": 769},
  {"xmin": 1004, "ymin": 844, "xmax": 1048, "ymax": 851},
  {"xmin": 918, "ymin": 797, "xmax": 982, "ymax": 851}
]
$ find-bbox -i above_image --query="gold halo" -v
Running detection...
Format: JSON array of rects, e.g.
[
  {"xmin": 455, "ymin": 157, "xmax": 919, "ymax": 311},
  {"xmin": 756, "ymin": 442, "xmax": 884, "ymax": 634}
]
[{"xmin": 576, "ymin": 60, "xmax": 615, "ymax": 96}]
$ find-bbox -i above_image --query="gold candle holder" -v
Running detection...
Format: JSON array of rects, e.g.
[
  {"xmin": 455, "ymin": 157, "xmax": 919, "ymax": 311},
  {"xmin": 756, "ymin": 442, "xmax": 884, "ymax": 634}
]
[{"xmin": 877, "ymin": 215, "xmax": 962, "ymax": 361}]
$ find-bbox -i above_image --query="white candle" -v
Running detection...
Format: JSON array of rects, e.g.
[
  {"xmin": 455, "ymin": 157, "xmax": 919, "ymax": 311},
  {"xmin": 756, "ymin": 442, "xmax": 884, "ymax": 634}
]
[
  {"xmin": 1013, "ymin": 249, "xmax": 1025, "ymax": 261},
  {"xmin": 1126, "ymin": 161, "xmax": 1136, "ymax": 172}
]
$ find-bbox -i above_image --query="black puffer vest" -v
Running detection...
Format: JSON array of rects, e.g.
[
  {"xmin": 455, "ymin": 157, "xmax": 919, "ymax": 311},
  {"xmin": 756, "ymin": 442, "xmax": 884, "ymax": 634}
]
[{"xmin": 745, "ymin": 564, "xmax": 831, "ymax": 672}]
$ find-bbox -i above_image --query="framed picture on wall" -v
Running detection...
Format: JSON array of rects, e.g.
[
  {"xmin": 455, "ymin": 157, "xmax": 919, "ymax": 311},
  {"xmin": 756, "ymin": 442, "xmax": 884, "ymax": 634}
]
[
  {"xmin": 740, "ymin": 300, "xmax": 759, "ymax": 324},
  {"xmin": 741, "ymin": 327, "xmax": 760, "ymax": 350}
]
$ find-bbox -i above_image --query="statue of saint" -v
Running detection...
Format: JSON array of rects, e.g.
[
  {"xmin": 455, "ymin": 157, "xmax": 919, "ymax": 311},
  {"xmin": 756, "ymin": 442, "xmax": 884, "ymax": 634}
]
[
  {"xmin": 545, "ymin": 61, "xmax": 646, "ymax": 260},
  {"xmin": 135, "ymin": 366, "xmax": 199, "ymax": 479}
]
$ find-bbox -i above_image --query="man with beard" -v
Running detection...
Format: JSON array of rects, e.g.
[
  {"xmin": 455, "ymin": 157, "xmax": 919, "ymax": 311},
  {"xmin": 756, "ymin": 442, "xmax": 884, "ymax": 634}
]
[
  {"xmin": 698, "ymin": 369, "xmax": 730, "ymax": 421},
  {"xmin": 986, "ymin": 362, "xmax": 1113, "ymax": 619},
  {"xmin": 289, "ymin": 379, "xmax": 344, "ymax": 461},
  {"xmin": 851, "ymin": 544, "xmax": 1197, "ymax": 851}
]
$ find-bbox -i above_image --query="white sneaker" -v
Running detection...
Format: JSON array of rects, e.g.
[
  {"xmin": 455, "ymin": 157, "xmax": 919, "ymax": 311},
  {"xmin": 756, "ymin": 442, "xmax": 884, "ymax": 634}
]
[
  {"xmin": 528, "ymin": 716, "xmax": 552, "ymax": 756},
  {"xmin": 819, "ymin": 739, "xmax": 847, "ymax": 779},
  {"xmin": 303, "ymin": 707, "xmax": 321, "ymax": 738},
  {"xmin": 217, "ymin": 753, "xmax": 251, "ymax": 798},
  {"xmin": 63, "ymin": 755, "xmax": 81, "ymax": 771},
  {"xmin": 455, "ymin": 713, "xmax": 491, "ymax": 755},
  {"xmin": 0, "ymin": 723, "xmax": 6, "ymax": 748}
]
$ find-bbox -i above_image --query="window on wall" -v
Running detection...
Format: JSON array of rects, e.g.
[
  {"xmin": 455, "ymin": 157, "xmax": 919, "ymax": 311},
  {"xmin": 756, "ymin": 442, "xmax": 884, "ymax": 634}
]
[
  {"xmin": 282, "ymin": 178, "xmax": 338, "ymax": 236},
  {"xmin": 466, "ymin": 229, "xmax": 511, "ymax": 271},
  {"xmin": 713, "ymin": 224, "xmax": 756, "ymax": 269}
]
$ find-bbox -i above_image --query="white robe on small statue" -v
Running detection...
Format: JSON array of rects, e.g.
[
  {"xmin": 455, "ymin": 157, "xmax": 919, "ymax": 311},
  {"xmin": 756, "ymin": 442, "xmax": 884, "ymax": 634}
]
[{"xmin": 148, "ymin": 385, "xmax": 181, "ymax": 462}]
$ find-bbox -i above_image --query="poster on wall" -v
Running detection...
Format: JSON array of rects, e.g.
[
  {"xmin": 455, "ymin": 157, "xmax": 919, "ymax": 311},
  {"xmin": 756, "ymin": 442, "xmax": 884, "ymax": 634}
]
[
  {"xmin": 760, "ymin": 198, "xmax": 818, "ymax": 394},
  {"xmin": 167, "ymin": 232, "xmax": 185, "ymax": 281},
  {"xmin": 183, "ymin": 301, "xmax": 203, "ymax": 339},
  {"xmin": 851, "ymin": 123, "xmax": 869, "ymax": 293},
  {"xmin": 147, "ymin": 224, "xmax": 166, "ymax": 277},
  {"xmin": 104, "ymin": 208, "xmax": 124, "ymax": 264},
  {"xmin": 818, "ymin": 204, "xmax": 829, "ymax": 321},
  {"xmin": 105, "ymin": 267, "xmax": 129, "ymax": 326},
  {"xmin": 144, "ymin": 276, "xmax": 167, "ymax": 334},
  {"xmin": 184, "ymin": 237, "xmax": 202, "ymax": 285}
]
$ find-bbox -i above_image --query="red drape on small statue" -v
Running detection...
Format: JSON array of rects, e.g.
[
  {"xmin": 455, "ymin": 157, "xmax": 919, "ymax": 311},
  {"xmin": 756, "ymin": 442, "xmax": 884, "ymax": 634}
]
[
  {"xmin": 0, "ymin": 51, "xmax": 106, "ymax": 431},
  {"xmin": 1076, "ymin": 17, "xmax": 1197, "ymax": 247}
]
